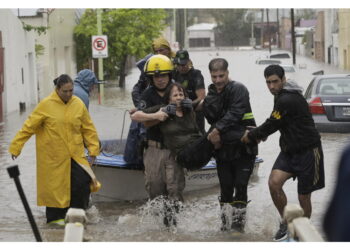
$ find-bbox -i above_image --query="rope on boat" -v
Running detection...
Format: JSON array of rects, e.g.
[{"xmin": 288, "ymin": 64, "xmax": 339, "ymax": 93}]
[
  {"xmin": 117, "ymin": 109, "xmax": 129, "ymax": 153},
  {"xmin": 99, "ymin": 109, "xmax": 129, "ymax": 158}
]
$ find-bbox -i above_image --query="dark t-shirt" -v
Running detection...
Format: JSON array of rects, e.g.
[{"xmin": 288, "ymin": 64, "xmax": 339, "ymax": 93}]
[
  {"xmin": 139, "ymin": 86, "xmax": 166, "ymax": 142},
  {"xmin": 174, "ymin": 67, "xmax": 206, "ymax": 133},
  {"xmin": 160, "ymin": 111, "xmax": 202, "ymax": 155},
  {"xmin": 173, "ymin": 67, "xmax": 205, "ymax": 101}
]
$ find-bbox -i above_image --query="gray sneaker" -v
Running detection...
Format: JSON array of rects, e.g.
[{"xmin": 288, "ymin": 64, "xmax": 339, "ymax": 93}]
[{"xmin": 273, "ymin": 222, "xmax": 288, "ymax": 241}]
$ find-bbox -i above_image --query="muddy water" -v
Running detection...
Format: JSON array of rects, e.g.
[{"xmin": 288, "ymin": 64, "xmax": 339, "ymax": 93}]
[{"xmin": 1, "ymin": 49, "xmax": 349, "ymax": 242}]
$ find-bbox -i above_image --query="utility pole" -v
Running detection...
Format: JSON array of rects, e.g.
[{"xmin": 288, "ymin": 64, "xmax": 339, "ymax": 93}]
[
  {"xmin": 184, "ymin": 9, "xmax": 188, "ymax": 49},
  {"xmin": 266, "ymin": 9, "xmax": 271, "ymax": 53},
  {"xmin": 173, "ymin": 9, "xmax": 176, "ymax": 45},
  {"xmin": 291, "ymin": 8, "xmax": 296, "ymax": 65},
  {"xmin": 176, "ymin": 9, "xmax": 185, "ymax": 49},
  {"xmin": 250, "ymin": 19, "xmax": 255, "ymax": 48},
  {"xmin": 261, "ymin": 9, "xmax": 264, "ymax": 48},
  {"xmin": 277, "ymin": 9, "xmax": 280, "ymax": 48},
  {"xmin": 97, "ymin": 9, "xmax": 104, "ymax": 104}
]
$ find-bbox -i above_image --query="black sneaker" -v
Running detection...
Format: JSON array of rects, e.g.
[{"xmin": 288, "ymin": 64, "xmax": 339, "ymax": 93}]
[{"xmin": 273, "ymin": 222, "xmax": 288, "ymax": 241}]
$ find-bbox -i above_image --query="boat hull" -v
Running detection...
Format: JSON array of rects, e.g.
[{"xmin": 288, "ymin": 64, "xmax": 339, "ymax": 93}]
[
  {"xmin": 92, "ymin": 163, "xmax": 219, "ymax": 202},
  {"xmin": 92, "ymin": 156, "xmax": 263, "ymax": 202},
  {"xmin": 91, "ymin": 140, "xmax": 263, "ymax": 202}
]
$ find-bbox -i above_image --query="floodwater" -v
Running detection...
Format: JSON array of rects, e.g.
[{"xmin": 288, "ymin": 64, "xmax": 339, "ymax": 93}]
[{"xmin": 1, "ymin": 49, "xmax": 350, "ymax": 242}]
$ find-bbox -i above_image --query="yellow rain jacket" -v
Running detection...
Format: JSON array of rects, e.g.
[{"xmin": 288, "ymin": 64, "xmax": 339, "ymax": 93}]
[{"xmin": 9, "ymin": 91, "xmax": 100, "ymax": 208}]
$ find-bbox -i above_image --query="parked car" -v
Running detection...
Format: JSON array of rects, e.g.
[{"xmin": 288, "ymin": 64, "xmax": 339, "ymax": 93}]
[
  {"xmin": 255, "ymin": 59, "xmax": 281, "ymax": 65},
  {"xmin": 270, "ymin": 53, "xmax": 291, "ymax": 59},
  {"xmin": 304, "ymin": 74, "xmax": 350, "ymax": 133},
  {"xmin": 281, "ymin": 64, "xmax": 296, "ymax": 73}
]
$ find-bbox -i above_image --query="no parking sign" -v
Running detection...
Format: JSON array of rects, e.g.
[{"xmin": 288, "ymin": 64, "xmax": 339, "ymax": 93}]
[{"xmin": 92, "ymin": 35, "xmax": 108, "ymax": 58}]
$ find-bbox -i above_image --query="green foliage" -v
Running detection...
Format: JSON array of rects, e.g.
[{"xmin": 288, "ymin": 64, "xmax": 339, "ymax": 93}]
[
  {"xmin": 22, "ymin": 22, "xmax": 49, "ymax": 35},
  {"xmin": 35, "ymin": 44, "xmax": 45, "ymax": 57},
  {"xmin": 74, "ymin": 9, "xmax": 98, "ymax": 70},
  {"xmin": 74, "ymin": 9, "xmax": 167, "ymax": 81}
]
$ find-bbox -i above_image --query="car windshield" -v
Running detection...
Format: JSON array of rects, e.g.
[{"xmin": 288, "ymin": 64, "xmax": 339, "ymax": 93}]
[
  {"xmin": 257, "ymin": 59, "xmax": 281, "ymax": 65},
  {"xmin": 270, "ymin": 53, "xmax": 290, "ymax": 58},
  {"xmin": 317, "ymin": 78, "xmax": 350, "ymax": 96}
]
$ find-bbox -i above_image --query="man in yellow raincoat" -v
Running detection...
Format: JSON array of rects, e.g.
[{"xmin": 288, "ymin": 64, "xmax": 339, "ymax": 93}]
[{"xmin": 9, "ymin": 74, "xmax": 100, "ymax": 226}]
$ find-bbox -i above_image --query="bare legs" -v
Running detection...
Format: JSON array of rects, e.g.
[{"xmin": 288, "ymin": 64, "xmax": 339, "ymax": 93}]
[
  {"xmin": 269, "ymin": 169, "xmax": 292, "ymax": 218},
  {"xmin": 268, "ymin": 169, "xmax": 312, "ymax": 218},
  {"xmin": 298, "ymin": 193, "xmax": 312, "ymax": 218}
]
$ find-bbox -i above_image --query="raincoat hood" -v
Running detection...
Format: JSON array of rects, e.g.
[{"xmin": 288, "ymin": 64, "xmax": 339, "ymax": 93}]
[
  {"xmin": 283, "ymin": 79, "xmax": 304, "ymax": 94},
  {"xmin": 152, "ymin": 37, "xmax": 176, "ymax": 58},
  {"xmin": 74, "ymin": 69, "xmax": 98, "ymax": 93}
]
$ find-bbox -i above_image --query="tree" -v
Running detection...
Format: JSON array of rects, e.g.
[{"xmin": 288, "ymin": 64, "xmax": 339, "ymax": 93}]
[
  {"xmin": 209, "ymin": 9, "xmax": 251, "ymax": 46},
  {"xmin": 74, "ymin": 9, "xmax": 97, "ymax": 71},
  {"xmin": 74, "ymin": 9, "xmax": 167, "ymax": 87}
]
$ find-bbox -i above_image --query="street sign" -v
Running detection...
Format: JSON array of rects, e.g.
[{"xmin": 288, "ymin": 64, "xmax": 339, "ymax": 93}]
[{"xmin": 92, "ymin": 35, "xmax": 108, "ymax": 58}]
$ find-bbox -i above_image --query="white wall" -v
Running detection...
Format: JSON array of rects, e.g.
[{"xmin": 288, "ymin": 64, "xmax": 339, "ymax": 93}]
[
  {"xmin": 0, "ymin": 9, "xmax": 38, "ymax": 114},
  {"xmin": 332, "ymin": 34, "xmax": 339, "ymax": 66},
  {"xmin": 324, "ymin": 9, "xmax": 339, "ymax": 66},
  {"xmin": 20, "ymin": 9, "xmax": 78, "ymax": 101},
  {"xmin": 48, "ymin": 9, "xmax": 77, "ymax": 83}
]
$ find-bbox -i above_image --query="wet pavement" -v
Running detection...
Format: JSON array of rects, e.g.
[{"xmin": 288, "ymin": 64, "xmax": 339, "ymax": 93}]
[{"xmin": 1, "ymin": 48, "xmax": 350, "ymax": 242}]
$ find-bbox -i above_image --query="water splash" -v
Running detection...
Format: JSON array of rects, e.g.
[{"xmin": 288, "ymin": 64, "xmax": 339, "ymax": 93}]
[
  {"xmin": 86, "ymin": 205, "xmax": 101, "ymax": 224},
  {"xmin": 138, "ymin": 196, "xmax": 179, "ymax": 232}
]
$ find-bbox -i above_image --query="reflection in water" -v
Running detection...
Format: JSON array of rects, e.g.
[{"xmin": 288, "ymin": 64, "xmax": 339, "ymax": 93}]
[{"xmin": 1, "ymin": 49, "xmax": 349, "ymax": 242}]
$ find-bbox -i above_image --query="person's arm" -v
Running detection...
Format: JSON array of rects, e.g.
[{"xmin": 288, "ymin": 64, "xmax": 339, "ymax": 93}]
[
  {"xmin": 9, "ymin": 103, "xmax": 46, "ymax": 158},
  {"xmin": 193, "ymin": 88, "xmax": 206, "ymax": 111},
  {"xmin": 245, "ymin": 95, "xmax": 288, "ymax": 143},
  {"xmin": 131, "ymin": 108, "xmax": 168, "ymax": 123},
  {"xmin": 207, "ymin": 127, "xmax": 221, "ymax": 149},
  {"xmin": 131, "ymin": 74, "xmax": 148, "ymax": 107},
  {"xmin": 192, "ymin": 70, "xmax": 206, "ymax": 110}
]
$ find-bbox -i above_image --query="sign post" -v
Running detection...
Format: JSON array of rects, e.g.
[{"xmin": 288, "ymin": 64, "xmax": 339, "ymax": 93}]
[
  {"xmin": 92, "ymin": 35, "xmax": 108, "ymax": 59},
  {"xmin": 92, "ymin": 9, "xmax": 108, "ymax": 104}
]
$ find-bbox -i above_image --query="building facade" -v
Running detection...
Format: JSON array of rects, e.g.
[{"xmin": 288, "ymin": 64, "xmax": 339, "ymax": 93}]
[
  {"xmin": 314, "ymin": 11, "xmax": 325, "ymax": 62},
  {"xmin": 19, "ymin": 8, "xmax": 78, "ymax": 100},
  {"xmin": 338, "ymin": 9, "xmax": 350, "ymax": 70},
  {"xmin": 187, "ymin": 23, "xmax": 216, "ymax": 48},
  {"xmin": 324, "ymin": 9, "xmax": 339, "ymax": 66},
  {"xmin": 0, "ymin": 9, "xmax": 37, "ymax": 121}
]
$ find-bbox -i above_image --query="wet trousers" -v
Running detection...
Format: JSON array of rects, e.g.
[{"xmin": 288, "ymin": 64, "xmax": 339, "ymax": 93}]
[
  {"xmin": 46, "ymin": 159, "xmax": 91, "ymax": 223},
  {"xmin": 143, "ymin": 145, "xmax": 185, "ymax": 201},
  {"xmin": 216, "ymin": 156, "xmax": 255, "ymax": 203}
]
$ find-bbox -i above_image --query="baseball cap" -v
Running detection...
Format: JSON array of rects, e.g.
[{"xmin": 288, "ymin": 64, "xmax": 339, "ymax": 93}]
[{"xmin": 174, "ymin": 50, "xmax": 190, "ymax": 65}]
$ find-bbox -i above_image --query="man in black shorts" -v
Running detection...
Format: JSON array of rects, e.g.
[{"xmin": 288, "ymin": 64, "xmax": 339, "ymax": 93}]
[{"xmin": 241, "ymin": 64, "xmax": 325, "ymax": 241}]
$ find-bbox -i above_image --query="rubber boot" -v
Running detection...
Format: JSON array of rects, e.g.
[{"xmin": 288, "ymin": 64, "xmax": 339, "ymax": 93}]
[
  {"xmin": 163, "ymin": 199, "xmax": 180, "ymax": 227},
  {"xmin": 230, "ymin": 200, "xmax": 248, "ymax": 233},
  {"xmin": 219, "ymin": 198, "xmax": 233, "ymax": 231}
]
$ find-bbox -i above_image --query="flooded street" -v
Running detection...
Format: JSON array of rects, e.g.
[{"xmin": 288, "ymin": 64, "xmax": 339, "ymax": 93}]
[{"xmin": 1, "ymin": 49, "xmax": 350, "ymax": 242}]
